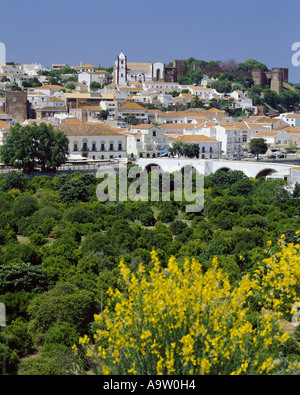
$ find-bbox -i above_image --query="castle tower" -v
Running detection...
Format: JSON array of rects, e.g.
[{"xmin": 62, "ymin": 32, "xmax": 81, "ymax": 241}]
[
  {"xmin": 5, "ymin": 91, "xmax": 28, "ymax": 123},
  {"xmin": 270, "ymin": 68, "xmax": 284, "ymax": 94},
  {"xmin": 115, "ymin": 51, "xmax": 127, "ymax": 85}
]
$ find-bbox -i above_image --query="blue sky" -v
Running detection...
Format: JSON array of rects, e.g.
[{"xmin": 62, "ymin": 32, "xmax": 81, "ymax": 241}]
[{"xmin": 1, "ymin": 0, "xmax": 300, "ymax": 82}]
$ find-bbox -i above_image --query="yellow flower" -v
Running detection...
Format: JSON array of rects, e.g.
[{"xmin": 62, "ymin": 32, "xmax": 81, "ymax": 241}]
[
  {"xmin": 78, "ymin": 335, "xmax": 90, "ymax": 345},
  {"xmin": 102, "ymin": 365, "xmax": 111, "ymax": 375}
]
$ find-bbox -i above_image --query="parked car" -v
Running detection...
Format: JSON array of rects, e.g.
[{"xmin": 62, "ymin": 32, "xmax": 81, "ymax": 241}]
[
  {"xmin": 277, "ymin": 153, "xmax": 285, "ymax": 158},
  {"xmin": 268, "ymin": 154, "xmax": 276, "ymax": 159}
]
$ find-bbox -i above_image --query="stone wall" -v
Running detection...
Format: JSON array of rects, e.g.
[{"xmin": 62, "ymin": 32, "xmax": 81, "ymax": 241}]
[{"xmin": 4, "ymin": 91, "xmax": 28, "ymax": 123}]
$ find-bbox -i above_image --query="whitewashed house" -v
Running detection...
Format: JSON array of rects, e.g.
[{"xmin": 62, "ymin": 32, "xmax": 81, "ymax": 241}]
[
  {"xmin": 126, "ymin": 124, "xmax": 168, "ymax": 159},
  {"xmin": 252, "ymin": 131, "xmax": 290, "ymax": 149},
  {"xmin": 278, "ymin": 113, "xmax": 300, "ymax": 128},
  {"xmin": 169, "ymin": 134, "xmax": 222, "ymax": 159},
  {"xmin": 56, "ymin": 123, "xmax": 127, "ymax": 160}
]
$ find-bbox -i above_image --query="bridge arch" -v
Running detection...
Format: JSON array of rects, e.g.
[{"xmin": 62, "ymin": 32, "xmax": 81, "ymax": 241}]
[
  {"xmin": 217, "ymin": 167, "xmax": 232, "ymax": 173},
  {"xmin": 255, "ymin": 168, "xmax": 277, "ymax": 179},
  {"xmin": 145, "ymin": 163, "xmax": 162, "ymax": 173},
  {"xmin": 180, "ymin": 165, "xmax": 199, "ymax": 175}
]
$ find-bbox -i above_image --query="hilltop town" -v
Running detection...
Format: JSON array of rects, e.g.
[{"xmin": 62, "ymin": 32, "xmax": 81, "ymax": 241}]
[
  {"xmin": 0, "ymin": 51, "xmax": 300, "ymax": 166},
  {"xmin": 1, "ymin": 49, "xmax": 300, "ymax": 377}
]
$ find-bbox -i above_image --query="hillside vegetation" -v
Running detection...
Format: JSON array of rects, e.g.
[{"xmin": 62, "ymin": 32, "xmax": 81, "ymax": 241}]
[{"xmin": 0, "ymin": 169, "xmax": 299, "ymax": 375}]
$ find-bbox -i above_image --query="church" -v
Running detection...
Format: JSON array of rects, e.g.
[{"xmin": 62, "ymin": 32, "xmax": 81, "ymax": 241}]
[{"xmin": 113, "ymin": 51, "xmax": 186, "ymax": 85}]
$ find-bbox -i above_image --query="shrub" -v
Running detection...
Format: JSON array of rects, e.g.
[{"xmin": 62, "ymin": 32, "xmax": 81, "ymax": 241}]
[{"xmin": 75, "ymin": 241, "xmax": 300, "ymax": 375}]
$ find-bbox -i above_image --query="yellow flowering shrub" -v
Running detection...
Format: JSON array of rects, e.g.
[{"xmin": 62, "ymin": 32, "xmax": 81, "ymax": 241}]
[{"xmin": 75, "ymin": 237, "xmax": 300, "ymax": 375}]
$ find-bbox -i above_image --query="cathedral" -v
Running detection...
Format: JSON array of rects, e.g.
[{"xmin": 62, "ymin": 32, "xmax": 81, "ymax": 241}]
[{"xmin": 113, "ymin": 51, "xmax": 186, "ymax": 85}]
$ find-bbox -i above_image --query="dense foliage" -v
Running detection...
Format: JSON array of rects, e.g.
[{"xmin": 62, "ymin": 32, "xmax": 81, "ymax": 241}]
[
  {"xmin": 0, "ymin": 123, "xmax": 69, "ymax": 173},
  {"xmin": 0, "ymin": 168, "xmax": 299, "ymax": 375}
]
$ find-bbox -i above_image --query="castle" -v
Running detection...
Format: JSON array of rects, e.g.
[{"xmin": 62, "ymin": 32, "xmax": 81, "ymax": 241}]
[{"xmin": 113, "ymin": 51, "xmax": 288, "ymax": 94}]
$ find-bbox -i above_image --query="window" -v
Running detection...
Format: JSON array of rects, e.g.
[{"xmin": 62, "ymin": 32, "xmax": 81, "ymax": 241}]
[
  {"xmin": 202, "ymin": 147, "xmax": 205, "ymax": 153},
  {"xmin": 73, "ymin": 143, "xmax": 78, "ymax": 151},
  {"xmin": 118, "ymin": 143, "xmax": 122, "ymax": 151},
  {"xmin": 209, "ymin": 147, "xmax": 212, "ymax": 153},
  {"xmin": 101, "ymin": 143, "xmax": 105, "ymax": 151},
  {"xmin": 110, "ymin": 143, "xmax": 114, "ymax": 151},
  {"xmin": 153, "ymin": 131, "xmax": 156, "ymax": 137},
  {"xmin": 92, "ymin": 143, "xmax": 96, "ymax": 151},
  {"xmin": 82, "ymin": 142, "xmax": 88, "ymax": 151}
]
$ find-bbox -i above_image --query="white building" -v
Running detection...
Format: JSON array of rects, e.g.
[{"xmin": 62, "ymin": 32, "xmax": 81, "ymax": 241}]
[
  {"xmin": 113, "ymin": 51, "xmax": 166, "ymax": 85},
  {"xmin": 100, "ymin": 100, "xmax": 118, "ymax": 117},
  {"xmin": 278, "ymin": 113, "xmax": 300, "ymax": 128},
  {"xmin": 169, "ymin": 134, "xmax": 222, "ymax": 159},
  {"xmin": 252, "ymin": 131, "xmax": 290, "ymax": 149},
  {"xmin": 186, "ymin": 86, "xmax": 219, "ymax": 100},
  {"xmin": 126, "ymin": 124, "xmax": 168, "ymax": 159},
  {"xmin": 33, "ymin": 84, "xmax": 65, "ymax": 96},
  {"xmin": 0, "ymin": 120, "xmax": 9, "ymax": 146},
  {"xmin": 78, "ymin": 70, "xmax": 112, "ymax": 90},
  {"xmin": 21, "ymin": 63, "xmax": 49, "ymax": 76},
  {"xmin": 118, "ymin": 102, "xmax": 149, "ymax": 123},
  {"xmin": 56, "ymin": 123, "xmax": 127, "ymax": 160},
  {"xmin": 230, "ymin": 90, "xmax": 253, "ymax": 110},
  {"xmin": 156, "ymin": 110, "xmax": 231, "ymax": 124}
]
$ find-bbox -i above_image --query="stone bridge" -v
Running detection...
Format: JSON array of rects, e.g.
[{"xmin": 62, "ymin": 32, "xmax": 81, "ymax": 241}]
[{"xmin": 137, "ymin": 158, "xmax": 300, "ymax": 183}]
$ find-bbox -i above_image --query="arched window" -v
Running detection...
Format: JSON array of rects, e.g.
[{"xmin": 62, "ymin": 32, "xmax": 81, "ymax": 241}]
[
  {"xmin": 73, "ymin": 141, "xmax": 79, "ymax": 151},
  {"xmin": 156, "ymin": 69, "xmax": 160, "ymax": 81},
  {"xmin": 82, "ymin": 139, "xmax": 88, "ymax": 151}
]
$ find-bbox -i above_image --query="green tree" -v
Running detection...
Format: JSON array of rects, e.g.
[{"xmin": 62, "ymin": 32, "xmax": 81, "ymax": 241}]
[
  {"xmin": 58, "ymin": 178, "xmax": 90, "ymax": 203},
  {"xmin": 293, "ymin": 182, "xmax": 300, "ymax": 198},
  {"xmin": 211, "ymin": 80, "xmax": 232, "ymax": 93},
  {"xmin": 27, "ymin": 283, "xmax": 97, "ymax": 334},
  {"xmin": 12, "ymin": 194, "xmax": 38, "ymax": 218},
  {"xmin": 1, "ymin": 171, "xmax": 29, "ymax": 192},
  {"xmin": 278, "ymin": 90, "xmax": 300, "ymax": 109},
  {"xmin": 238, "ymin": 59, "xmax": 268, "ymax": 72},
  {"xmin": 190, "ymin": 68, "xmax": 203, "ymax": 85},
  {"xmin": 0, "ymin": 123, "xmax": 69, "ymax": 173},
  {"xmin": 249, "ymin": 138, "xmax": 268, "ymax": 161},
  {"xmin": 90, "ymin": 81, "xmax": 101, "ymax": 91},
  {"xmin": 65, "ymin": 82, "xmax": 76, "ymax": 90},
  {"xmin": 263, "ymin": 89, "xmax": 280, "ymax": 108},
  {"xmin": 99, "ymin": 110, "xmax": 109, "ymax": 120}
]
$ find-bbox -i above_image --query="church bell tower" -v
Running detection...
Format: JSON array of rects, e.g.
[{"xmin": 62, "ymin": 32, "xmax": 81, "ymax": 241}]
[{"xmin": 116, "ymin": 51, "xmax": 127, "ymax": 85}]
